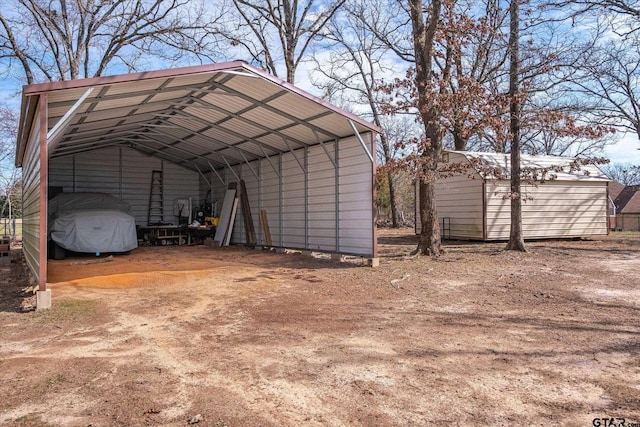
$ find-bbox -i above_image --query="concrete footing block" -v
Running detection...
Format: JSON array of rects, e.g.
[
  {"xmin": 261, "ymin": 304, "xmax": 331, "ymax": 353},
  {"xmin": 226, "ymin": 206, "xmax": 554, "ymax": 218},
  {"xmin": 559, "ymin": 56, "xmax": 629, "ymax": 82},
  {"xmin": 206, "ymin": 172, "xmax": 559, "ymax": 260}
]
[
  {"xmin": 368, "ymin": 258, "xmax": 380, "ymax": 267},
  {"xmin": 331, "ymin": 253, "xmax": 344, "ymax": 262},
  {"xmin": 36, "ymin": 289, "xmax": 52, "ymax": 310}
]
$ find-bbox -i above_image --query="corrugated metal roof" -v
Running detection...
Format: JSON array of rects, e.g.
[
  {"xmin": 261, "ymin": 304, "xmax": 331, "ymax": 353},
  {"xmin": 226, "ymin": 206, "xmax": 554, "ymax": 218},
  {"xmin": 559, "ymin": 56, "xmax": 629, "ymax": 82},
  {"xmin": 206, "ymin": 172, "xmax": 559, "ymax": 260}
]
[
  {"xmin": 16, "ymin": 61, "xmax": 380, "ymax": 171},
  {"xmin": 450, "ymin": 151, "xmax": 610, "ymax": 182}
]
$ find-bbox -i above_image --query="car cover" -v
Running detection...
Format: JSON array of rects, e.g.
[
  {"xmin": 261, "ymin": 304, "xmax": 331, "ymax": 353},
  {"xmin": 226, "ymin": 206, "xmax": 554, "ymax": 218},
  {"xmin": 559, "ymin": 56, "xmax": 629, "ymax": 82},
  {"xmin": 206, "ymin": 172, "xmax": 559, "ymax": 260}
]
[{"xmin": 48, "ymin": 192, "xmax": 138, "ymax": 253}]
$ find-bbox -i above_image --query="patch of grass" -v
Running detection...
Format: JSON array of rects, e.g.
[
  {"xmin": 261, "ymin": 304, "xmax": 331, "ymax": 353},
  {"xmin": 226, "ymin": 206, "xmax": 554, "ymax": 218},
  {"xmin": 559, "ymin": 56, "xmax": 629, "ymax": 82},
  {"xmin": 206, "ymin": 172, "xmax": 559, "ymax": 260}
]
[
  {"xmin": 9, "ymin": 414, "xmax": 54, "ymax": 427},
  {"xmin": 35, "ymin": 299, "xmax": 99, "ymax": 324},
  {"xmin": 45, "ymin": 373, "xmax": 66, "ymax": 389}
]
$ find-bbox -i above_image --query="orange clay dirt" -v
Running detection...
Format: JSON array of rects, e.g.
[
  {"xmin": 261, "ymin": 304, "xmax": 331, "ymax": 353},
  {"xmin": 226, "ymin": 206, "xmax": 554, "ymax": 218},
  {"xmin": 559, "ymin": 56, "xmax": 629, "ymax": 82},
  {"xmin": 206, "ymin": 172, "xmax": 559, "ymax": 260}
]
[{"xmin": 1, "ymin": 229, "xmax": 639, "ymax": 426}]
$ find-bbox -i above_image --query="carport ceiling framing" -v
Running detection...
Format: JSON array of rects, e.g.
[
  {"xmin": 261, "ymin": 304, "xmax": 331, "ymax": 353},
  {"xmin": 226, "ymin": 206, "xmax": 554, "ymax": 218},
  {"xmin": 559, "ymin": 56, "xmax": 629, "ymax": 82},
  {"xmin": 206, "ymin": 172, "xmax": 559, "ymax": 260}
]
[{"xmin": 22, "ymin": 61, "xmax": 380, "ymax": 175}]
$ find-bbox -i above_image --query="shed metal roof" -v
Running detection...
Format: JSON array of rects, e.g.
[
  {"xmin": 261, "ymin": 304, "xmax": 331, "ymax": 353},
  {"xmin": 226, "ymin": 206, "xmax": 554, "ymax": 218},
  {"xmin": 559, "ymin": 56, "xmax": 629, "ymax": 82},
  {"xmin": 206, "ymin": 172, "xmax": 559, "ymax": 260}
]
[
  {"xmin": 449, "ymin": 151, "xmax": 609, "ymax": 182},
  {"xmin": 16, "ymin": 61, "xmax": 381, "ymax": 171}
]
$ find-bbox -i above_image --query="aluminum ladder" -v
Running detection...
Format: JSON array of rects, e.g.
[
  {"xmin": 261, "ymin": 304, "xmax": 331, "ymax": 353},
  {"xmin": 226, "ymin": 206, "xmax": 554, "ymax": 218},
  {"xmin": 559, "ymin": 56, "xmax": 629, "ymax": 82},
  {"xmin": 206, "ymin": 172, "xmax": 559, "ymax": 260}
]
[{"xmin": 148, "ymin": 170, "xmax": 164, "ymax": 225}]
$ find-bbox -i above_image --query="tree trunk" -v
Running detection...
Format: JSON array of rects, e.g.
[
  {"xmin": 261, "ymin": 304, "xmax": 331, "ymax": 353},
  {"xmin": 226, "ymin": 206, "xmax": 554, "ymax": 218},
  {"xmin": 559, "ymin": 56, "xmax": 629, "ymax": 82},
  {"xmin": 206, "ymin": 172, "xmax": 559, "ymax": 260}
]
[
  {"xmin": 409, "ymin": 0, "xmax": 443, "ymax": 256},
  {"xmin": 453, "ymin": 122, "xmax": 467, "ymax": 151},
  {"xmin": 387, "ymin": 169, "xmax": 399, "ymax": 227},
  {"xmin": 505, "ymin": 0, "xmax": 527, "ymax": 252},
  {"xmin": 417, "ymin": 167, "xmax": 441, "ymax": 255}
]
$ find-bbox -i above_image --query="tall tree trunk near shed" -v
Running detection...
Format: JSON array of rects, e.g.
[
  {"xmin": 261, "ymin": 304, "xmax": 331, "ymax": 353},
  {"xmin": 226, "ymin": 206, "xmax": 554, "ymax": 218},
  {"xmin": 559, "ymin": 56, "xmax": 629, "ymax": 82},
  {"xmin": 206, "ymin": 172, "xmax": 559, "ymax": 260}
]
[
  {"xmin": 417, "ymin": 171, "xmax": 441, "ymax": 255},
  {"xmin": 409, "ymin": 0, "xmax": 443, "ymax": 257},
  {"xmin": 505, "ymin": 0, "xmax": 527, "ymax": 252}
]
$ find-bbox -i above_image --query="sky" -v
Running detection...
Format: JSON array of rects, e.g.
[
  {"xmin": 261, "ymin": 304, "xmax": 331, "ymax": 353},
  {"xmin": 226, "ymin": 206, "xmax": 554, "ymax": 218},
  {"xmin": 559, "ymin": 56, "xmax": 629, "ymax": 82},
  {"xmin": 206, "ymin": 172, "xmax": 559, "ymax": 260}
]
[
  {"xmin": 1, "ymin": 0, "xmax": 639, "ymax": 172},
  {"xmin": 603, "ymin": 133, "xmax": 640, "ymax": 165}
]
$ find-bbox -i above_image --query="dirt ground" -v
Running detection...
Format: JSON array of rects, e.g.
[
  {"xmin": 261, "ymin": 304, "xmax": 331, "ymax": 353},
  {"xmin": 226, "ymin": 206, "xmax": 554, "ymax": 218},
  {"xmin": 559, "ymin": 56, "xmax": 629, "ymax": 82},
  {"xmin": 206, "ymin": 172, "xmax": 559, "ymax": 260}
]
[{"xmin": 0, "ymin": 229, "xmax": 639, "ymax": 427}]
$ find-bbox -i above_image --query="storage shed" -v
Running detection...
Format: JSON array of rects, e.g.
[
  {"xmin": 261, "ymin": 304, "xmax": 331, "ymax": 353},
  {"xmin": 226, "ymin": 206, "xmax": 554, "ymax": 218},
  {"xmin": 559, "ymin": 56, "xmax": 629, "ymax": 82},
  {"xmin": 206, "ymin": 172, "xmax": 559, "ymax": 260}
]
[
  {"xmin": 416, "ymin": 151, "xmax": 610, "ymax": 240},
  {"xmin": 15, "ymin": 61, "xmax": 380, "ymax": 308}
]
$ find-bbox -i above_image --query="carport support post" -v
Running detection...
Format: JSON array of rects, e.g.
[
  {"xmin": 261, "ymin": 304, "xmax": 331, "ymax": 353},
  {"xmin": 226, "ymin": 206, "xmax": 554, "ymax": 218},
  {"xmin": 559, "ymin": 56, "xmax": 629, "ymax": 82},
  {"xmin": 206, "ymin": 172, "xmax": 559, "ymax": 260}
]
[
  {"xmin": 37, "ymin": 93, "xmax": 51, "ymax": 309},
  {"xmin": 370, "ymin": 131, "xmax": 378, "ymax": 265}
]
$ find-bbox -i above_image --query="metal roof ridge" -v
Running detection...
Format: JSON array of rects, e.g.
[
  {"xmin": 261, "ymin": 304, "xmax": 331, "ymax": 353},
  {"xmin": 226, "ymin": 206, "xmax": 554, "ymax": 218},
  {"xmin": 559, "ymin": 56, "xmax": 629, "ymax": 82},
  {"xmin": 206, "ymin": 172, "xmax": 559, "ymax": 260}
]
[
  {"xmin": 19, "ymin": 60, "xmax": 381, "ymax": 134},
  {"xmin": 21, "ymin": 61, "xmax": 250, "ymax": 95}
]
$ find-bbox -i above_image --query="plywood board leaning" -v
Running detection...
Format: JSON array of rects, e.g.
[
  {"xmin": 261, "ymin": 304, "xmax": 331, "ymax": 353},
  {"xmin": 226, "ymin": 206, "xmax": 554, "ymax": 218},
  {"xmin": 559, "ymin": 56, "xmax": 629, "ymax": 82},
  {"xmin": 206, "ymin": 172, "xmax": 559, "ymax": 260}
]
[
  {"xmin": 213, "ymin": 187, "xmax": 237, "ymax": 246},
  {"xmin": 224, "ymin": 197, "xmax": 239, "ymax": 246},
  {"xmin": 240, "ymin": 179, "xmax": 257, "ymax": 246},
  {"xmin": 260, "ymin": 209, "xmax": 272, "ymax": 246}
]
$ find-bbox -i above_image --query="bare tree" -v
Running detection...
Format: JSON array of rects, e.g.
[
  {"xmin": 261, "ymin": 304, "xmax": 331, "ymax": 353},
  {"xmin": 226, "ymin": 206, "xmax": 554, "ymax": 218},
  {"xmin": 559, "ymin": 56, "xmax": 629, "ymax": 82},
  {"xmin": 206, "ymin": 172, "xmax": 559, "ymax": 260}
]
[
  {"xmin": 522, "ymin": 129, "xmax": 616, "ymax": 157},
  {"xmin": 0, "ymin": 0, "xmax": 222, "ymax": 84},
  {"xmin": 0, "ymin": 106, "xmax": 21, "ymax": 229},
  {"xmin": 541, "ymin": 1, "xmax": 640, "ymax": 148},
  {"xmin": 0, "ymin": 106, "xmax": 18, "ymax": 165},
  {"xmin": 222, "ymin": 0, "xmax": 345, "ymax": 83},
  {"xmin": 311, "ymin": 0, "xmax": 416, "ymax": 227},
  {"xmin": 570, "ymin": 40, "xmax": 640, "ymax": 143},
  {"xmin": 601, "ymin": 162, "xmax": 640, "ymax": 185},
  {"xmin": 546, "ymin": 0, "xmax": 640, "ymax": 35}
]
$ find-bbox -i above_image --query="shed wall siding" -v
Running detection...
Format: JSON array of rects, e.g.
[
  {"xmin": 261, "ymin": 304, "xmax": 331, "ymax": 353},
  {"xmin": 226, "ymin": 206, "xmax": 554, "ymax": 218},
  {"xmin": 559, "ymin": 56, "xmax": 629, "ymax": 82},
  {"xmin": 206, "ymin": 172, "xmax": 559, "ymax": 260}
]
[
  {"xmin": 49, "ymin": 146, "xmax": 200, "ymax": 226},
  {"xmin": 485, "ymin": 180, "xmax": 608, "ymax": 239},
  {"xmin": 433, "ymin": 173, "xmax": 484, "ymax": 239},
  {"xmin": 417, "ymin": 152, "xmax": 484, "ymax": 239}
]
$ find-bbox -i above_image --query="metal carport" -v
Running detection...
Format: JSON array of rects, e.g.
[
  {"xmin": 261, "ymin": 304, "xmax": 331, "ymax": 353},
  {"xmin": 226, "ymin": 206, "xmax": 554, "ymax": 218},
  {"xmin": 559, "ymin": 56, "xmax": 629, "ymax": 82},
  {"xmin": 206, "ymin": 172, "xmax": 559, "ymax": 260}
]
[{"xmin": 15, "ymin": 61, "xmax": 381, "ymax": 309}]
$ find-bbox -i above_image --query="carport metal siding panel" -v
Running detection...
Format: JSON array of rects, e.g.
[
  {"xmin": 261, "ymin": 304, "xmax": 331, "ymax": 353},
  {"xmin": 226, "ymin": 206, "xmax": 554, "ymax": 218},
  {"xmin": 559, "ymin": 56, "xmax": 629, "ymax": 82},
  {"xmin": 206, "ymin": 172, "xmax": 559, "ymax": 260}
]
[
  {"xmin": 338, "ymin": 135, "xmax": 375, "ymax": 256},
  {"xmin": 21, "ymin": 95, "xmax": 47, "ymax": 288},
  {"xmin": 73, "ymin": 147, "xmax": 121, "ymax": 194},
  {"xmin": 229, "ymin": 165, "xmax": 246, "ymax": 244},
  {"xmin": 39, "ymin": 95, "xmax": 49, "ymax": 288},
  {"xmin": 48, "ymin": 146, "xmax": 200, "ymax": 226},
  {"xmin": 242, "ymin": 162, "xmax": 261, "ymax": 243},
  {"xmin": 227, "ymin": 137, "xmax": 375, "ymax": 256},
  {"xmin": 259, "ymin": 156, "xmax": 281, "ymax": 246},
  {"xmin": 48, "ymin": 147, "xmax": 153, "ymax": 224},
  {"xmin": 163, "ymin": 161, "xmax": 200, "ymax": 224},
  {"xmin": 281, "ymin": 151, "xmax": 306, "ymax": 247},
  {"xmin": 308, "ymin": 142, "xmax": 338, "ymax": 251},
  {"xmin": 48, "ymin": 156, "xmax": 74, "ymax": 191},
  {"xmin": 121, "ymin": 148, "xmax": 162, "ymax": 224}
]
